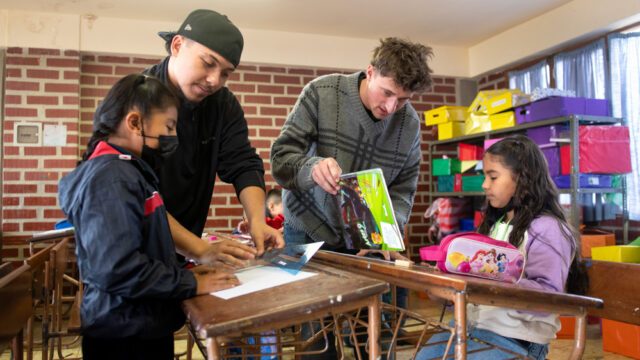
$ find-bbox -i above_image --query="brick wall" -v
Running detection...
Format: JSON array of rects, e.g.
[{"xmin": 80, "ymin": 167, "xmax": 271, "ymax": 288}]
[
  {"xmin": 1, "ymin": 46, "xmax": 459, "ymax": 261},
  {"xmin": 476, "ymin": 71, "xmax": 508, "ymax": 91}
]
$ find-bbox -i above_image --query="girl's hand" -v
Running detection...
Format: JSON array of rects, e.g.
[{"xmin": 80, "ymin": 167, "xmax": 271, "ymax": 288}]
[{"xmin": 193, "ymin": 271, "xmax": 240, "ymax": 295}]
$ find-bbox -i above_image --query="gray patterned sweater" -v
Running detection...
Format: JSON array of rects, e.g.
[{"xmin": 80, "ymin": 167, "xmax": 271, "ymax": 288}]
[{"xmin": 270, "ymin": 71, "xmax": 422, "ymax": 247}]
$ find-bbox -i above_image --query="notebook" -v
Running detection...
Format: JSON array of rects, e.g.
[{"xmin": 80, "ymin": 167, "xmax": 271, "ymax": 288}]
[{"xmin": 338, "ymin": 168, "xmax": 404, "ymax": 251}]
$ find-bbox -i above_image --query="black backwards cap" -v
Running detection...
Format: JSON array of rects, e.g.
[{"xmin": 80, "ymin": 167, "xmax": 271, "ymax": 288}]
[{"xmin": 158, "ymin": 9, "xmax": 244, "ymax": 68}]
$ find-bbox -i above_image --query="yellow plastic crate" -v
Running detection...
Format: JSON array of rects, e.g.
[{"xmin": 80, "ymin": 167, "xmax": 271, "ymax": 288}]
[
  {"xmin": 591, "ymin": 245, "xmax": 640, "ymax": 263},
  {"xmin": 464, "ymin": 113, "xmax": 491, "ymax": 135},
  {"xmin": 469, "ymin": 89, "xmax": 530, "ymax": 115},
  {"xmin": 425, "ymin": 106, "xmax": 467, "ymax": 126},
  {"xmin": 437, "ymin": 121, "xmax": 465, "ymax": 140},
  {"xmin": 489, "ymin": 111, "xmax": 515, "ymax": 130}
]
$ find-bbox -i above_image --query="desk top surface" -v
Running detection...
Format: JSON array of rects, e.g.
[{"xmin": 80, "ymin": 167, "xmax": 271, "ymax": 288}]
[
  {"xmin": 314, "ymin": 250, "xmax": 603, "ymax": 314},
  {"xmin": 182, "ymin": 260, "xmax": 388, "ymax": 337}
]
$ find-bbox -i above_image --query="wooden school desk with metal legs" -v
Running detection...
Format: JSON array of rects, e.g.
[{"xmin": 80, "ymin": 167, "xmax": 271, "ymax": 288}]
[
  {"xmin": 315, "ymin": 250, "xmax": 604, "ymax": 360},
  {"xmin": 181, "ymin": 260, "xmax": 389, "ymax": 360}
]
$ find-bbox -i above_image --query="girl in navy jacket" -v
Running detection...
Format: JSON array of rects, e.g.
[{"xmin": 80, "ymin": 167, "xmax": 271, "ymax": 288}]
[{"xmin": 59, "ymin": 74, "xmax": 239, "ymax": 359}]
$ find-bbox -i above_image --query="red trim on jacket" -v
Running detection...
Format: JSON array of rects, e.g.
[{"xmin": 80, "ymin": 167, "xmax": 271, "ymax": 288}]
[
  {"xmin": 144, "ymin": 191, "xmax": 164, "ymax": 216},
  {"xmin": 89, "ymin": 141, "xmax": 122, "ymax": 160}
]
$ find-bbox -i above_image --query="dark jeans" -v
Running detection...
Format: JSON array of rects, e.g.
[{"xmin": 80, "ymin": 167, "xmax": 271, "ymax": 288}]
[{"xmin": 82, "ymin": 334, "xmax": 174, "ymax": 360}]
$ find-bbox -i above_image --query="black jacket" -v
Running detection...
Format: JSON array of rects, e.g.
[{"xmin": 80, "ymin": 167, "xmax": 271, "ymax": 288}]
[
  {"xmin": 145, "ymin": 58, "xmax": 265, "ymax": 236},
  {"xmin": 58, "ymin": 142, "xmax": 197, "ymax": 338}
]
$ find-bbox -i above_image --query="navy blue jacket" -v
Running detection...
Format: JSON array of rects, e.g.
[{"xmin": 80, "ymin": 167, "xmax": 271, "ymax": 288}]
[{"xmin": 58, "ymin": 142, "xmax": 197, "ymax": 338}]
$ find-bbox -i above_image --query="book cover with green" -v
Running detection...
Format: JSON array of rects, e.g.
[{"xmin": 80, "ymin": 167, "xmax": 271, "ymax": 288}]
[{"xmin": 338, "ymin": 168, "xmax": 405, "ymax": 251}]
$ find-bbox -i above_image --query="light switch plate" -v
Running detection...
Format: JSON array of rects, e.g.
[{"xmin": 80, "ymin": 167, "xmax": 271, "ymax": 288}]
[{"xmin": 15, "ymin": 123, "xmax": 42, "ymax": 145}]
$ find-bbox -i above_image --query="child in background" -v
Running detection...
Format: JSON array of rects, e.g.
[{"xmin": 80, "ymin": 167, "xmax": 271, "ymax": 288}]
[
  {"xmin": 236, "ymin": 188, "xmax": 284, "ymax": 234},
  {"xmin": 59, "ymin": 74, "xmax": 239, "ymax": 360},
  {"xmin": 417, "ymin": 135, "xmax": 587, "ymax": 360}
]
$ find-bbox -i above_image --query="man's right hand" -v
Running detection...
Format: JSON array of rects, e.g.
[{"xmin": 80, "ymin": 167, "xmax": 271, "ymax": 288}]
[
  {"xmin": 199, "ymin": 239, "xmax": 257, "ymax": 268},
  {"xmin": 311, "ymin": 158, "xmax": 342, "ymax": 195},
  {"xmin": 193, "ymin": 270, "xmax": 240, "ymax": 295}
]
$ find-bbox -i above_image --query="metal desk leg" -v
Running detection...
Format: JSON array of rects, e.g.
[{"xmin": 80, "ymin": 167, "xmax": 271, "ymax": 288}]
[
  {"xmin": 569, "ymin": 310, "xmax": 587, "ymax": 360},
  {"xmin": 206, "ymin": 337, "xmax": 220, "ymax": 360},
  {"xmin": 454, "ymin": 291, "xmax": 467, "ymax": 360},
  {"xmin": 368, "ymin": 295, "xmax": 381, "ymax": 360}
]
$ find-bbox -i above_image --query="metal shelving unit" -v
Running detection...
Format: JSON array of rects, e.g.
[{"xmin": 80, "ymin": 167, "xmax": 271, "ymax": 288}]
[{"xmin": 427, "ymin": 114, "xmax": 629, "ymax": 244}]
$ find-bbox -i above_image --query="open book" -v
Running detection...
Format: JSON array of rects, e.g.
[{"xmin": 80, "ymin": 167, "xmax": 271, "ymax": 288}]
[{"xmin": 338, "ymin": 168, "xmax": 404, "ymax": 251}]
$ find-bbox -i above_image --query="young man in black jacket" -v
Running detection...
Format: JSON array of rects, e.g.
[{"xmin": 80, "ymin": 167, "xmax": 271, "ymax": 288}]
[{"xmin": 145, "ymin": 9, "xmax": 284, "ymax": 263}]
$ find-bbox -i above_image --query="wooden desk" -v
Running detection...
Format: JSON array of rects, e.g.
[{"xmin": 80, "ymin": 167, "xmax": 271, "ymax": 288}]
[
  {"xmin": 586, "ymin": 260, "xmax": 640, "ymax": 325},
  {"xmin": 182, "ymin": 261, "xmax": 389, "ymax": 360},
  {"xmin": 315, "ymin": 250, "xmax": 603, "ymax": 360}
]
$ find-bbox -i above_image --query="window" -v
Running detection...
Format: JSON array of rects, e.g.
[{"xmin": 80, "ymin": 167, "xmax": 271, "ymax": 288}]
[
  {"xmin": 508, "ymin": 60, "xmax": 550, "ymax": 93},
  {"xmin": 554, "ymin": 39, "xmax": 607, "ymax": 99}
]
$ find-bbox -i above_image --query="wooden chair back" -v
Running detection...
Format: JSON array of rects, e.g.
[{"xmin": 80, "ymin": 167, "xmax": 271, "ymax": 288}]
[{"xmin": 0, "ymin": 264, "xmax": 33, "ymax": 360}]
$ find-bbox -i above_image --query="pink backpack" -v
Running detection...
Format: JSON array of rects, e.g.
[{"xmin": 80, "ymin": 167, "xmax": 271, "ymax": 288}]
[{"xmin": 420, "ymin": 232, "xmax": 524, "ymax": 283}]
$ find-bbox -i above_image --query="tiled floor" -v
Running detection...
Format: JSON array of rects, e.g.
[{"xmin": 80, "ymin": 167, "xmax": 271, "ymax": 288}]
[{"xmin": 4, "ymin": 291, "xmax": 633, "ymax": 359}]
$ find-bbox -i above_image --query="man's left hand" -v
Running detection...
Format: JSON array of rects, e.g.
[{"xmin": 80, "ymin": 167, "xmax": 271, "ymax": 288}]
[{"xmin": 249, "ymin": 220, "xmax": 285, "ymax": 256}]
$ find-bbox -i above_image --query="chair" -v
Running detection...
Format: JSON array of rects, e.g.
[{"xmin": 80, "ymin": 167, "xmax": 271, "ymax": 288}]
[{"xmin": 0, "ymin": 263, "xmax": 33, "ymax": 360}]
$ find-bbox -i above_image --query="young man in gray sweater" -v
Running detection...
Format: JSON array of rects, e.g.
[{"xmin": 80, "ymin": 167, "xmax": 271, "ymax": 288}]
[{"xmin": 271, "ymin": 37, "xmax": 433, "ymax": 253}]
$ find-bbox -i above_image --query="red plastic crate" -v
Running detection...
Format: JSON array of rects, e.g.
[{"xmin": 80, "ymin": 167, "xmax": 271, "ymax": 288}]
[{"xmin": 602, "ymin": 319, "xmax": 640, "ymax": 359}]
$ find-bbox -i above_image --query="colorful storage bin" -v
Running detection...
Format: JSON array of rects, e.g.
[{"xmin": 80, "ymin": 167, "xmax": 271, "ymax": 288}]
[
  {"xmin": 469, "ymin": 89, "xmax": 530, "ymax": 115},
  {"xmin": 602, "ymin": 319, "xmax": 640, "ymax": 359},
  {"xmin": 437, "ymin": 121, "xmax": 465, "ymax": 140},
  {"xmin": 461, "ymin": 175, "xmax": 484, "ymax": 192},
  {"xmin": 581, "ymin": 228, "xmax": 616, "ymax": 258},
  {"xmin": 425, "ymin": 106, "xmax": 467, "ymax": 126},
  {"xmin": 458, "ymin": 143, "xmax": 483, "ymax": 161},
  {"xmin": 515, "ymin": 96, "xmax": 609, "ymax": 124},
  {"xmin": 489, "ymin": 111, "xmax": 515, "ymax": 130},
  {"xmin": 437, "ymin": 175, "xmax": 462, "ymax": 192},
  {"xmin": 559, "ymin": 126, "xmax": 632, "ymax": 174},
  {"xmin": 541, "ymin": 146, "xmax": 561, "ymax": 177},
  {"xmin": 526, "ymin": 125, "xmax": 569, "ymax": 145},
  {"xmin": 432, "ymin": 158, "xmax": 461, "ymax": 176},
  {"xmin": 464, "ymin": 113, "xmax": 491, "ymax": 135},
  {"xmin": 591, "ymin": 245, "xmax": 640, "ymax": 263},
  {"xmin": 553, "ymin": 174, "xmax": 613, "ymax": 189}
]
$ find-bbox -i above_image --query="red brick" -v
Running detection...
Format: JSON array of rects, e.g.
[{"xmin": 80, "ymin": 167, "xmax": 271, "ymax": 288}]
[
  {"xmin": 445, "ymin": 78, "xmax": 456, "ymax": 85},
  {"xmin": 98, "ymin": 55, "xmax": 131, "ymax": 64},
  {"xmin": 25, "ymin": 171, "xmax": 59, "ymax": 181},
  {"xmin": 274, "ymin": 75, "xmax": 301, "ymax": 85},
  {"xmin": 250, "ymin": 139, "xmax": 272, "ymax": 149},
  {"xmin": 274, "ymin": 97, "xmax": 297, "ymax": 106},
  {"xmin": 82, "ymin": 64, "xmax": 113, "ymax": 74},
  {"xmin": 205, "ymin": 219, "xmax": 231, "ymax": 228},
  {"xmin": 446, "ymin": 96, "xmax": 456, "ymax": 103},
  {"xmin": 488, "ymin": 73, "xmax": 506, "ymax": 82},
  {"xmin": 259, "ymin": 107, "xmax": 287, "ymax": 116},
  {"xmin": 1, "ymin": 223, "xmax": 20, "ymax": 234},
  {"xmin": 211, "ymin": 196, "xmax": 229, "ymax": 205},
  {"xmin": 4, "ymin": 134, "xmax": 14, "ymax": 143},
  {"xmin": 274, "ymin": 118, "xmax": 286, "ymax": 127},
  {"xmin": 317, "ymin": 69, "xmax": 339, "ymax": 76},
  {"xmin": 2, "ymin": 196, "xmax": 20, "ymax": 206},
  {"xmin": 303, "ymin": 76, "xmax": 315, "ymax": 84},
  {"xmin": 64, "ymin": 50, "xmax": 80, "ymax": 56},
  {"xmin": 98, "ymin": 76, "xmax": 121, "ymax": 86},
  {"xmin": 114, "ymin": 66, "xmax": 144, "ymax": 75},
  {"xmin": 7, "ymin": 47, "xmax": 23, "ymax": 54},
  {"xmin": 45, "ymin": 184, "xmax": 58, "ymax": 193},
  {"xmin": 45, "ymin": 109, "xmax": 79, "ymax": 118},
  {"xmin": 260, "ymin": 66, "xmax": 286, "ymax": 73},
  {"xmin": 5, "ymin": 95, "xmax": 21, "ymax": 104},
  {"xmin": 227, "ymin": 83, "xmax": 256, "ymax": 93},
  {"xmin": 61, "ymin": 147, "xmax": 79, "ymax": 156},
  {"xmin": 259, "ymin": 85, "xmax": 285, "ymax": 94},
  {"xmin": 63, "ymin": 96, "xmax": 79, "ymax": 105},
  {"xmin": 6, "ymin": 81, "xmax": 39, "ymax": 91},
  {"xmin": 27, "ymin": 69, "xmax": 59, "ymax": 79},
  {"xmin": 432, "ymin": 77, "xmax": 444, "ymax": 84},
  {"xmin": 288, "ymin": 68, "xmax": 315, "ymax": 76},
  {"xmin": 44, "ymin": 209, "xmax": 64, "ymax": 219},
  {"xmin": 248, "ymin": 128, "xmax": 257, "ymax": 137},
  {"xmin": 245, "ymin": 95, "xmax": 271, "ymax": 104},
  {"xmin": 29, "ymin": 48, "xmax": 60, "ymax": 55},
  {"xmin": 64, "ymin": 71, "xmax": 80, "ymax": 80},
  {"xmin": 81, "ymin": 111, "xmax": 94, "ymax": 121},
  {"xmin": 24, "ymin": 222, "xmax": 57, "ymax": 231},
  {"xmin": 246, "ymin": 117, "xmax": 273, "ymax": 127},
  {"xmin": 80, "ymin": 124, "xmax": 93, "ymax": 133},
  {"xmin": 24, "ymin": 147, "xmax": 57, "ymax": 156},
  {"xmin": 286, "ymin": 86, "xmax": 303, "ymax": 95},
  {"xmin": 82, "ymin": 55, "xmax": 96, "ymax": 61},
  {"xmin": 47, "ymin": 58, "xmax": 80, "ymax": 68},
  {"xmin": 244, "ymin": 73, "xmax": 271, "ymax": 83},
  {"xmin": 66, "ymin": 135, "xmax": 78, "ymax": 144},
  {"xmin": 45, "ymin": 83, "xmax": 79, "ymax": 93},
  {"xmin": 4, "ymin": 159, "xmax": 38, "ymax": 169},
  {"xmin": 44, "ymin": 159, "xmax": 77, "ymax": 168},
  {"xmin": 215, "ymin": 207, "xmax": 244, "ymax": 217},
  {"xmin": 132, "ymin": 57, "xmax": 161, "ymax": 65},
  {"xmin": 81, "ymin": 75, "xmax": 96, "ymax": 85},
  {"xmin": 6, "ymin": 68, "xmax": 22, "ymax": 77},
  {"xmin": 237, "ymin": 65, "xmax": 257, "ymax": 71},
  {"xmin": 80, "ymin": 99, "xmax": 95, "ymax": 108},
  {"xmin": 7, "ymin": 57, "xmax": 40, "ymax": 66},
  {"xmin": 259, "ymin": 129, "xmax": 282, "ymax": 137},
  {"xmin": 5, "ymin": 108, "xmax": 37, "ymax": 117},
  {"xmin": 422, "ymin": 94, "xmax": 444, "ymax": 103},
  {"xmin": 3, "ymin": 209, "xmax": 37, "ymax": 219},
  {"xmin": 27, "ymin": 96, "xmax": 59, "ymax": 105},
  {"xmin": 3, "ymin": 171, "xmax": 21, "ymax": 181},
  {"xmin": 24, "ymin": 197, "xmax": 57, "ymax": 206},
  {"xmin": 229, "ymin": 73, "xmax": 241, "ymax": 82},
  {"xmin": 433, "ymin": 85, "xmax": 455, "ymax": 94},
  {"xmin": 80, "ymin": 88, "xmax": 109, "ymax": 97}
]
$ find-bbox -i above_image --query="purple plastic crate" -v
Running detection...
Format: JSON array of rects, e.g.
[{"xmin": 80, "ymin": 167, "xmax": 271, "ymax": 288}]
[
  {"xmin": 527, "ymin": 125, "xmax": 569, "ymax": 145},
  {"xmin": 515, "ymin": 97, "xmax": 609, "ymax": 124},
  {"xmin": 542, "ymin": 146, "xmax": 560, "ymax": 177},
  {"xmin": 553, "ymin": 174, "xmax": 612, "ymax": 189}
]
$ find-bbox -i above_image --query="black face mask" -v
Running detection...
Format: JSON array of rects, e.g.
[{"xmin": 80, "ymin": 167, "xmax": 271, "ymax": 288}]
[{"xmin": 140, "ymin": 127, "xmax": 179, "ymax": 169}]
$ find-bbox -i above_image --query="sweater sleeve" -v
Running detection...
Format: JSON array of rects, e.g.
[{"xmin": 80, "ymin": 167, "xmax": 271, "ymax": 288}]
[
  {"xmin": 387, "ymin": 129, "xmax": 421, "ymax": 234},
  {"xmin": 78, "ymin": 177, "xmax": 197, "ymax": 300},
  {"xmin": 517, "ymin": 216, "xmax": 574, "ymax": 293},
  {"xmin": 217, "ymin": 92, "xmax": 266, "ymax": 196},
  {"xmin": 271, "ymin": 82, "xmax": 324, "ymax": 191}
]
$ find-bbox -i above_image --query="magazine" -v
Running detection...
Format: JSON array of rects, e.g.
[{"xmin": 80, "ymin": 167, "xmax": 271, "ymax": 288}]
[{"xmin": 338, "ymin": 168, "xmax": 405, "ymax": 251}]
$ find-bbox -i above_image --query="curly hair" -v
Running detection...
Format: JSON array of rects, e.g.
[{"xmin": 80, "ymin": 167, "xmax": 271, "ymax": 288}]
[
  {"xmin": 477, "ymin": 135, "xmax": 588, "ymax": 294},
  {"xmin": 370, "ymin": 37, "xmax": 434, "ymax": 93}
]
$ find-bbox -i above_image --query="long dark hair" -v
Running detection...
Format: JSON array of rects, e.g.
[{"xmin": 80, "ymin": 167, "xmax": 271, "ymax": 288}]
[
  {"xmin": 81, "ymin": 74, "xmax": 179, "ymax": 162},
  {"xmin": 477, "ymin": 135, "xmax": 588, "ymax": 295}
]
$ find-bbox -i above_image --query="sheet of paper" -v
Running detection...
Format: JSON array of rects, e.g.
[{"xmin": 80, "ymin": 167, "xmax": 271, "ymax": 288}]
[{"xmin": 211, "ymin": 265, "xmax": 317, "ymax": 300}]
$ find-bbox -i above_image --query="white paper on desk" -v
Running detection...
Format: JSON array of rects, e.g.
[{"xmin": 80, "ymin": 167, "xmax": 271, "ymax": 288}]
[{"xmin": 211, "ymin": 265, "xmax": 317, "ymax": 300}]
